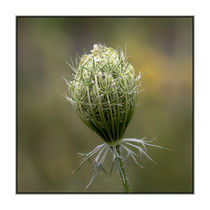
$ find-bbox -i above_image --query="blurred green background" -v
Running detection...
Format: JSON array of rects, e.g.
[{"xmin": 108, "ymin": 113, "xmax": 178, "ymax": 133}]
[{"xmin": 17, "ymin": 17, "xmax": 193, "ymax": 193}]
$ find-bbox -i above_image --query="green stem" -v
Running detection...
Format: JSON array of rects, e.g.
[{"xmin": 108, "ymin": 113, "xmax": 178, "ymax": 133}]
[{"xmin": 116, "ymin": 146, "xmax": 130, "ymax": 192}]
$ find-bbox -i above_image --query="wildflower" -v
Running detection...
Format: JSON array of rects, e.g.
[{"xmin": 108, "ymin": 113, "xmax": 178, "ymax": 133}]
[{"xmin": 65, "ymin": 44, "xmax": 164, "ymax": 192}]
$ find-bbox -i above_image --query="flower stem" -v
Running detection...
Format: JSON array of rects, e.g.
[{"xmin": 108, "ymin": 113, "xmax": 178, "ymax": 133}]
[{"xmin": 116, "ymin": 146, "xmax": 130, "ymax": 192}]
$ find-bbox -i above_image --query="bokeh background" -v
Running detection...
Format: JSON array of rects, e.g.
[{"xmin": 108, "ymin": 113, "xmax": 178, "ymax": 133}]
[{"xmin": 17, "ymin": 17, "xmax": 193, "ymax": 193}]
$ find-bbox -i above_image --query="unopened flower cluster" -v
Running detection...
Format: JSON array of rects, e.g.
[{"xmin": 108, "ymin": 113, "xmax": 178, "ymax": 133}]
[
  {"xmin": 65, "ymin": 44, "xmax": 141, "ymax": 144},
  {"xmin": 64, "ymin": 44, "xmax": 164, "ymax": 190}
]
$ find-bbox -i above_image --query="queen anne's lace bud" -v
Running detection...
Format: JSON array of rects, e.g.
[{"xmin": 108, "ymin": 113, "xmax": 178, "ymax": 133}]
[
  {"xmin": 65, "ymin": 44, "xmax": 164, "ymax": 191},
  {"xmin": 66, "ymin": 44, "xmax": 140, "ymax": 144}
]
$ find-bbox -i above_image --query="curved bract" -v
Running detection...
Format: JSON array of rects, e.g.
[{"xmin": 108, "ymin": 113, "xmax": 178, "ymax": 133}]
[{"xmin": 65, "ymin": 44, "xmax": 141, "ymax": 144}]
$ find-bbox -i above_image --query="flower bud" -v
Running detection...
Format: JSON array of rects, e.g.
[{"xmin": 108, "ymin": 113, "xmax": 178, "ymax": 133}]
[{"xmin": 66, "ymin": 44, "xmax": 141, "ymax": 144}]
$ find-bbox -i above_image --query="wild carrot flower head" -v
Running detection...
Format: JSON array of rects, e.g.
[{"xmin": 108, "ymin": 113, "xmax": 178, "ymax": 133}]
[
  {"xmin": 64, "ymin": 44, "xmax": 164, "ymax": 190},
  {"xmin": 65, "ymin": 44, "xmax": 141, "ymax": 144}
]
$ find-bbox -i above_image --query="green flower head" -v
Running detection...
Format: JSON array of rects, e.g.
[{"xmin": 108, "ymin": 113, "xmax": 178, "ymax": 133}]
[{"xmin": 65, "ymin": 44, "xmax": 141, "ymax": 144}]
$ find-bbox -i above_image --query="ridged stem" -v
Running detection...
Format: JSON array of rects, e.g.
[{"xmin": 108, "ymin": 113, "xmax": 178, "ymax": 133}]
[{"xmin": 116, "ymin": 146, "xmax": 130, "ymax": 192}]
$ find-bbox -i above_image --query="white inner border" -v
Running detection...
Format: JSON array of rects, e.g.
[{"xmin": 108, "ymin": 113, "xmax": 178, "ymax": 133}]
[{"xmin": 1, "ymin": 0, "xmax": 209, "ymax": 209}]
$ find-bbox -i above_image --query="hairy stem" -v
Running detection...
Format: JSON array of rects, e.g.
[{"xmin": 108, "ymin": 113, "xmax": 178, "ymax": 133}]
[{"xmin": 116, "ymin": 146, "xmax": 130, "ymax": 192}]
